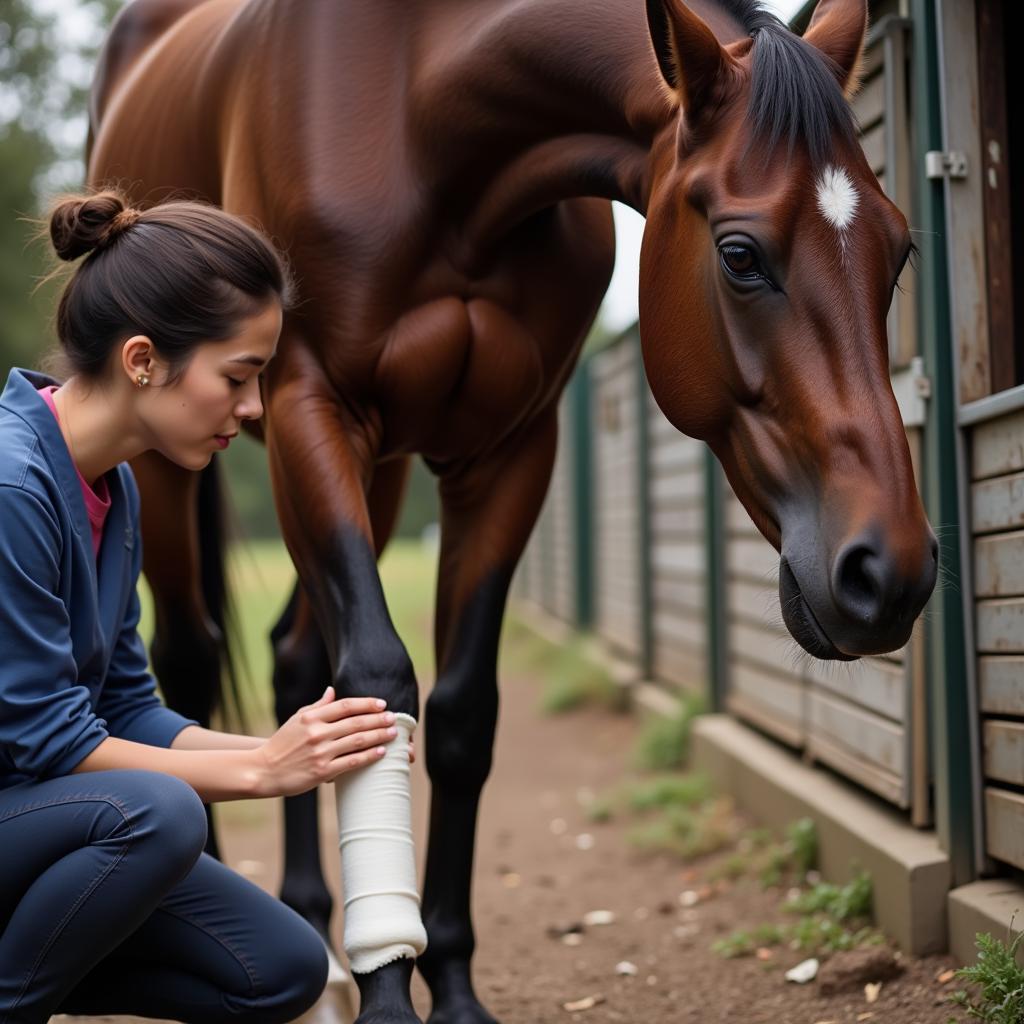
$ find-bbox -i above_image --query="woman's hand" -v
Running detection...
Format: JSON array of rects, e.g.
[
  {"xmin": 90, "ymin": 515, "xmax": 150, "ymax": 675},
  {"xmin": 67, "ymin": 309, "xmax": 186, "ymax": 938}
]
[{"xmin": 254, "ymin": 686, "xmax": 403, "ymax": 798}]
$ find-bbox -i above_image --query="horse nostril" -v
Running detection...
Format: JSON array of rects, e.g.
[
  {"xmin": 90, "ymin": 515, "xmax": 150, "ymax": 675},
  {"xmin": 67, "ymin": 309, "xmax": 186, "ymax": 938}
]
[{"xmin": 832, "ymin": 539, "xmax": 886, "ymax": 627}]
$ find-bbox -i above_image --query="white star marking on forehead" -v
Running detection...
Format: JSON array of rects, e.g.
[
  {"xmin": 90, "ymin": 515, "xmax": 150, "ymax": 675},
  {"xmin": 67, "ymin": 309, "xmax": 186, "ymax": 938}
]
[{"xmin": 815, "ymin": 165, "xmax": 859, "ymax": 231}]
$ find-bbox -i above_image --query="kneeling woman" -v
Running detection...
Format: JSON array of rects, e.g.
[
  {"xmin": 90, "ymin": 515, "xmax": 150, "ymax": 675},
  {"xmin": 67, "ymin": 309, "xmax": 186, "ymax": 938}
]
[{"xmin": 0, "ymin": 189, "xmax": 408, "ymax": 1023}]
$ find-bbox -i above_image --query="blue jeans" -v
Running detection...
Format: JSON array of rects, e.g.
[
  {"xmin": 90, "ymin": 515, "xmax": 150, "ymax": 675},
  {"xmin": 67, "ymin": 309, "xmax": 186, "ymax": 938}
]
[{"xmin": 0, "ymin": 769, "xmax": 328, "ymax": 1023}]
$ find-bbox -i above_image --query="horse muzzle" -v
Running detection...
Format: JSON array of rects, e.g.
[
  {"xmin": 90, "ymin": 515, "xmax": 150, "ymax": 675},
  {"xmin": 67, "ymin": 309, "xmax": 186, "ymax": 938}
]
[{"xmin": 779, "ymin": 521, "xmax": 939, "ymax": 660}]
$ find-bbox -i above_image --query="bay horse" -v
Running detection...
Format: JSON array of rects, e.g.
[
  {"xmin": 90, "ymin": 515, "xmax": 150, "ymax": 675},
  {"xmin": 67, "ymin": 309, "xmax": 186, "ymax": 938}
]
[{"xmin": 85, "ymin": 0, "xmax": 938, "ymax": 1020}]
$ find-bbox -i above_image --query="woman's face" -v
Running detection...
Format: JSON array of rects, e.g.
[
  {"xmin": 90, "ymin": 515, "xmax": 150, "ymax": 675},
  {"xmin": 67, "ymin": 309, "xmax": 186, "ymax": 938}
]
[{"xmin": 139, "ymin": 300, "xmax": 282, "ymax": 470}]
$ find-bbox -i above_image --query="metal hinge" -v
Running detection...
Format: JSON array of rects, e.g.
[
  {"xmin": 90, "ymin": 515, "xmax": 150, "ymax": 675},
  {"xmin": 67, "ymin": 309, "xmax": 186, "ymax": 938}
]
[{"xmin": 925, "ymin": 150, "xmax": 968, "ymax": 180}]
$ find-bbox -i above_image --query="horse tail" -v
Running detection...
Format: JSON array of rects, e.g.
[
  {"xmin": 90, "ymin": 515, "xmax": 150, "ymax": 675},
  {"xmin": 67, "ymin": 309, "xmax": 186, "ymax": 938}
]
[{"xmin": 197, "ymin": 457, "xmax": 251, "ymax": 734}]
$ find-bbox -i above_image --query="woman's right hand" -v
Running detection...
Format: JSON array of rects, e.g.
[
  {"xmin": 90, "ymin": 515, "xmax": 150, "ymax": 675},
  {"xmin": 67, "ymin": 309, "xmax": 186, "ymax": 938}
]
[{"xmin": 254, "ymin": 686, "xmax": 398, "ymax": 797}]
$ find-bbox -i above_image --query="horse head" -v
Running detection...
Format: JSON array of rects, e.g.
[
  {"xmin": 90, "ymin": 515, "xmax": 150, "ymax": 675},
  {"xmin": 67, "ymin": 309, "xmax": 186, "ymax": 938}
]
[{"xmin": 638, "ymin": 0, "xmax": 937, "ymax": 661}]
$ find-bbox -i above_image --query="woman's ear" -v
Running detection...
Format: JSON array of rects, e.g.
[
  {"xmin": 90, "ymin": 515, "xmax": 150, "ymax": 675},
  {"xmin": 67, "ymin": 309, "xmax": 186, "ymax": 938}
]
[{"xmin": 121, "ymin": 335, "xmax": 157, "ymax": 384}]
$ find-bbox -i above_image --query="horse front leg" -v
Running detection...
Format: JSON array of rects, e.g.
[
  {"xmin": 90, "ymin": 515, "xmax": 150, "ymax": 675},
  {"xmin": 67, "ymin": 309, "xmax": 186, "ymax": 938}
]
[
  {"xmin": 270, "ymin": 457, "xmax": 413, "ymax": 976},
  {"xmin": 265, "ymin": 351, "xmax": 424, "ymax": 1024},
  {"xmin": 418, "ymin": 410, "xmax": 558, "ymax": 1024}
]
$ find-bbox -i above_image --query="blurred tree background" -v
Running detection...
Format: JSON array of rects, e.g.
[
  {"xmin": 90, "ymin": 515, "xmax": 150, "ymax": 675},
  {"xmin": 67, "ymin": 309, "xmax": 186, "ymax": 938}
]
[{"xmin": 0, "ymin": 0, "xmax": 438, "ymax": 542}]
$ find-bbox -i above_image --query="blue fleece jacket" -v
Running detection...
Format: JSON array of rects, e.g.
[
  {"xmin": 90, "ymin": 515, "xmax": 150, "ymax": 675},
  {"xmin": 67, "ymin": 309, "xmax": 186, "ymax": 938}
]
[{"xmin": 0, "ymin": 367, "xmax": 199, "ymax": 790}]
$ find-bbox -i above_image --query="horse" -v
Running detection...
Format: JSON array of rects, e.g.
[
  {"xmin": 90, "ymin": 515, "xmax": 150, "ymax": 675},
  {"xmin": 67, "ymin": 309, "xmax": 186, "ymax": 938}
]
[{"xmin": 85, "ymin": 0, "xmax": 938, "ymax": 1021}]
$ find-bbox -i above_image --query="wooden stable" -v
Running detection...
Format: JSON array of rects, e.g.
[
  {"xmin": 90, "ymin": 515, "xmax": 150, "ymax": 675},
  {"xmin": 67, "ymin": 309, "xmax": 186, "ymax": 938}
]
[{"xmin": 516, "ymin": 0, "xmax": 1024, "ymax": 957}]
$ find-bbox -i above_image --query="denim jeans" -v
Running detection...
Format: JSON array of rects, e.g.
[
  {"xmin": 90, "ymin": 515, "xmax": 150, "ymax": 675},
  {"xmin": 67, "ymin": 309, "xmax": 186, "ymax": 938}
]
[{"xmin": 0, "ymin": 769, "xmax": 328, "ymax": 1023}]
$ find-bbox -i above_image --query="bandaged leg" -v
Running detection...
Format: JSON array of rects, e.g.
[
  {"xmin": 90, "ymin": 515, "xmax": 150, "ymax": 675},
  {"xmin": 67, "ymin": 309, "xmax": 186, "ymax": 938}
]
[{"xmin": 335, "ymin": 712, "xmax": 428, "ymax": 974}]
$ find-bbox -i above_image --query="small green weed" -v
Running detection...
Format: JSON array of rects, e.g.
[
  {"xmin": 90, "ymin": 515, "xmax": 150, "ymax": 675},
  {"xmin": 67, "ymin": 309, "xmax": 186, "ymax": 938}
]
[
  {"xmin": 949, "ymin": 924, "xmax": 1024, "ymax": 1023},
  {"xmin": 759, "ymin": 817, "xmax": 819, "ymax": 887},
  {"xmin": 783, "ymin": 871, "xmax": 872, "ymax": 922},
  {"xmin": 632, "ymin": 693, "xmax": 706, "ymax": 771},
  {"xmin": 626, "ymin": 796, "xmax": 737, "ymax": 860},
  {"xmin": 712, "ymin": 862, "xmax": 881, "ymax": 961},
  {"xmin": 627, "ymin": 773, "xmax": 713, "ymax": 812},
  {"xmin": 502, "ymin": 622, "xmax": 624, "ymax": 715}
]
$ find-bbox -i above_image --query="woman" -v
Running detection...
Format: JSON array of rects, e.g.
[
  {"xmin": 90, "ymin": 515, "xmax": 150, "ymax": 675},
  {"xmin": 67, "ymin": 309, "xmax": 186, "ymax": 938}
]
[{"xmin": 0, "ymin": 188, "xmax": 407, "ymax": 1023}]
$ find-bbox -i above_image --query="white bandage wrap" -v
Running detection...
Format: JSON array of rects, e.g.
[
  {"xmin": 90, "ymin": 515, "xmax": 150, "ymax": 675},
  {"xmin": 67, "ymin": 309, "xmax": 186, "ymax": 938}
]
[{"xmin": 335, "ymin": 712, "xmax": 428, "ymax": 973}]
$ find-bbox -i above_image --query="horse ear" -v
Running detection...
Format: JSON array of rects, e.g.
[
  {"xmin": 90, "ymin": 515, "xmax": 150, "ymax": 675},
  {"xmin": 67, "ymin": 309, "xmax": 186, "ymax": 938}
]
[
  {"xmin": 802, "ymin": 0, "xmax": 869, "ymax": 100},
  {"xmin": 646, "ymin": 0, "xmax": 731, "ymax": 117}
]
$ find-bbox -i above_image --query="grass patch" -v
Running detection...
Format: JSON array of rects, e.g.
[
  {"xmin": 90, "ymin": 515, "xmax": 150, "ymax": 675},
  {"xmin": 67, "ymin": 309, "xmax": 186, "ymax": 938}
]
[
  {"xmin": 501, "ymin": 619, "xmax": 625, "ymax": 715},
  {"xmin": 758, "ymin": 817, "xmax": 819, "ymax": 888},
  {"xmin": 626, "ymin": 773, "xmax": 714, "ymax": 812},
  {"xmin": 712, "ymin": 863, "xmax": 883, "ymax": 961},
  {"xmin": 626, "ymin": 796, "xmax": 738, "ymax": 860},
  {"xmin": 631, "ymin": 692, "xmax": 706, "ymax": 771},
  {"xmin": 949, "ymin": 924, "xmax": 1024, "ymax": 1023}
]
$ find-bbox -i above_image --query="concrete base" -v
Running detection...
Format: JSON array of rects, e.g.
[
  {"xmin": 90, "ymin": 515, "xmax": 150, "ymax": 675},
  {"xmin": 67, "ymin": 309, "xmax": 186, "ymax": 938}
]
[
  {"xmin": 691, "ymin": 714, "xmax": 951, "ymax": 955},
  {"xmin": 949, "ymin": 879, "xmax": 1024, "ymax": 967}
]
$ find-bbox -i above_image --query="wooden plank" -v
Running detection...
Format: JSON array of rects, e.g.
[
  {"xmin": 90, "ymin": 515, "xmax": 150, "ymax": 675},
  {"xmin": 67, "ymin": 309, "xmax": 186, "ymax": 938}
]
[
  {"xmin": 985, "ymin": 788, "xmax": 1024, "ymax": 870},
  {"xmin": 803, "ymin": 654, "xmax": 906, "ymax": 723},
  {"xmin": 975, "ymin": 531, "xmax": 1024, "ymax": 597},
  {"xmin": 977, "ymin": 0, "xmax": 1017, "ymax": 393},
  {"xmin": 808, "ymin": 690, "xmax": 906, "ymax": 777},
  {"xmin": 807, "ymin": 732, "xmax": 906, "ymax": 807},
  {"xmin": 727, "ymin": 537, "xmax": 779, "ymax": 582},
  {"xmin": 983, "ymin": 721, "xmax": 1024, "ymax": 786},
  {"xmin": 977, "ymin": 598, "xmax": 1024, "ymax": 653},
  {"xmin": 653, "ymin": 608, "xmax": 705, "ymax": 649},
  {"xmin": 729, "ymin": 577, "xmax": 782, "ymax": 625},
  {"xmin": 651, "ymin": 574, "xmax": 705, "ymax": 611},
  {"xmin": 727, "ymin": 658, "xmax": 804, "ymax": 748},
  {"xmin": 979, "ymin": 656, "xmax": 1024, "ymax": 715},
  {"xmin": 851, "ymin": 69, "xmax": 885, "ymax": 131},
  {"xmin": 652, "ymin": 641, "xmax": 706, "ymax": 693},
  {"xmin": 648, "ymin": 436, "xmax": 704, "ymax": 473},
  {"xmin": 731, "ymin": 620, "xmax": 801, "ymax": 676},
  {"xmin": 860, "ymin": 119, "xmax": 886, "ymax": 176},
  {"xmin": 972, "ymin": 472, "xmax": 1024, "ymax": 534},
  {"xmin": 726, "ymin": 494, "xmax": 760, "ymax": 535},
  {"xmin": 650, "ymin": 505, "xmax": 705, "ymax": 535},
  {"xmin": 972, "ymin": 409, "xmax": 1024, "ymax": 481},
  {"xmin": 650, "ymin": 471, "xmax": 704, "ymax": 501},
  {"xmin": 937, "ymin": 0, "xmax": 989, "ymax": 403},
  {"xmin": 652, "ymin": 542, "xmax": 704, "ymax": 575}
]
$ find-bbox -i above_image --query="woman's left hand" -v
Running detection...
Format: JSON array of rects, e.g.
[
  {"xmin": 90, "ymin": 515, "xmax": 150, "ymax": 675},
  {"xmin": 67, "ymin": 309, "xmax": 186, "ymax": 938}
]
[{"xmin": 409, "ymin": 738, "xmax": 416, "ymax": 764}]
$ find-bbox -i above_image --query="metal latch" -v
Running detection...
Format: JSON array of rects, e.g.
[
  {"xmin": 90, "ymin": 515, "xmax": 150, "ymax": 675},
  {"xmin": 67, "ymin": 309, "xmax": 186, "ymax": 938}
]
[
  {"xmin": 925, "ymin": 150, "xmax": 968, "ymax": 180},
  {"xmin": 892, "ymin": 356, "xmax": 930, "ymax": 428}
]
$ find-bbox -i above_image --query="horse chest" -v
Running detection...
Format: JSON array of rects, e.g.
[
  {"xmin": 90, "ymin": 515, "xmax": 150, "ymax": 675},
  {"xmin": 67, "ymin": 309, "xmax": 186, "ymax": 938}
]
[{"xmin": 374, "ymin": 294, "xmax": 573, "ymax": 460}]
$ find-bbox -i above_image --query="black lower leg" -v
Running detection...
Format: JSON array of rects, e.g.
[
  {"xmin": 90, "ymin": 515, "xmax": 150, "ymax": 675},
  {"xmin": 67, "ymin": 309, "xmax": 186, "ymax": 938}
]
[{"xmin": 417, "ymin": 573, "xmax": 507, "ymax": 1024}]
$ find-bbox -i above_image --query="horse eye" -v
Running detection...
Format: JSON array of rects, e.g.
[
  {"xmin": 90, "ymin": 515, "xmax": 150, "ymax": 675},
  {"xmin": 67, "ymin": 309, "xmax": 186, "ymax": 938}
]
[{"xmin": 720, "ymin": 244, "xmax": 759, "ymax": 278}]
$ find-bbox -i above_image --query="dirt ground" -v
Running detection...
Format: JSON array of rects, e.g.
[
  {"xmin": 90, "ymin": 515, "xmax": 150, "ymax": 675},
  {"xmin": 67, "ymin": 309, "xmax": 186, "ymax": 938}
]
[{"xmin": 57, "ymin": 661, "xmax": 968, "ymax": 1024}]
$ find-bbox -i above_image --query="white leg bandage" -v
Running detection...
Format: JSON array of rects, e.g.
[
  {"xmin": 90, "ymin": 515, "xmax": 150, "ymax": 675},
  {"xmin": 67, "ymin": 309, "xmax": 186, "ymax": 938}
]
[{"xmin": 335, "ymin": 712, "xmax": 428, "ymax": 973}]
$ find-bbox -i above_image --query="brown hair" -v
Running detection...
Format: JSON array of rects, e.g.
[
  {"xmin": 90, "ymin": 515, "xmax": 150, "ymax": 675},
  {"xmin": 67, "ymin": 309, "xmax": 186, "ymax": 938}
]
[{"xmin": 30, "ymin": 185, "xmax": 296, "ymax": 383}]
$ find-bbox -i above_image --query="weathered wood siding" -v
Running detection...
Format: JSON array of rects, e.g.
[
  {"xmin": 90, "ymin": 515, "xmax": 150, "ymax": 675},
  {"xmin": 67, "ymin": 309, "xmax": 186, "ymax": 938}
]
[
  {"xmin": 973, "ymin": 408, "xmax": 1024, "ymax": 869},
  {"xmin": 647, "ymin": 389, "xmax": 708, "ymax": 692},
  {"xmin": 592, "ymin": 337, "xmax": 643, "ymax": 657}
]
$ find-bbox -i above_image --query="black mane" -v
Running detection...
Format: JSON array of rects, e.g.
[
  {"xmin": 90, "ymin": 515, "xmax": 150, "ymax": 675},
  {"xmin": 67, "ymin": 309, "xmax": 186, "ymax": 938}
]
[{"xmin": 717, "ymin": 0, "xmax": 862, "ymax": 170}]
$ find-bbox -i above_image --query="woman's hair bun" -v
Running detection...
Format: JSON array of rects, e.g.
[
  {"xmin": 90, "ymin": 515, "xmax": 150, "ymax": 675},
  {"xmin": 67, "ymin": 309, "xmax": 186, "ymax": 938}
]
[{"xmin": 49, "ymin": 190, "xmax": 143, "ymax": 262}]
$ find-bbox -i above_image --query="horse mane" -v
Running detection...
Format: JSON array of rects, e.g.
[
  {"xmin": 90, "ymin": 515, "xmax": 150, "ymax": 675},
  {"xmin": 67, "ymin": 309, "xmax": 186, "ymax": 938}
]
[{"xmin": 713, "ymin": 0, "xmax": 862, "ymax": 170}]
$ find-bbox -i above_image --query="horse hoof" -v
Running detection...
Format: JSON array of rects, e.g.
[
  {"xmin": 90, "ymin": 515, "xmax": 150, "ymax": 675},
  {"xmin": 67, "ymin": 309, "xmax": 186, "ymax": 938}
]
[{"xmin": 427, "ymin": 1001, "xmax": 499, "ymax": 1024}]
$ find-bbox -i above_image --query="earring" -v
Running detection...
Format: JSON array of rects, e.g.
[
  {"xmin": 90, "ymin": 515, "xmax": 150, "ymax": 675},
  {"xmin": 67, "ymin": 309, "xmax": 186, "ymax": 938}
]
[{"xmin": 135, "ymin": 374, "xmax": 150, "ymax": 388}]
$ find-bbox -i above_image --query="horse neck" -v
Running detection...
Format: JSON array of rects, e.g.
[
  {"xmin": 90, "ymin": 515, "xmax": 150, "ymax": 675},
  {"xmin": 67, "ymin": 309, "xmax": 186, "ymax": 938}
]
[
  {"xmin": 410, "ymin": 0, "xmax": 677, "ymax": 227},
  {"xmin": 412, "ymin": 0, "xmax": 752, "ymax": 247}
]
